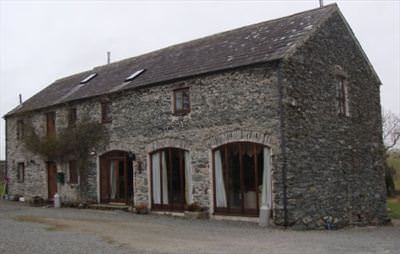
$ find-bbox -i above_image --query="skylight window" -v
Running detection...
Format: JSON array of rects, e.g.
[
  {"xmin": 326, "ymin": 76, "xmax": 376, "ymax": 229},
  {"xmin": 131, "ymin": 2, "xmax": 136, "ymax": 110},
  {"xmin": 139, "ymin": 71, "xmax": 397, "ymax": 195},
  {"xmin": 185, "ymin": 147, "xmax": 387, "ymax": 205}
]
[
  {"xmin": 125, "ymin": 69, "xmax": 145, "ymax": 82},
  {"xmin": 80, "ymin": 73, "xmax": 97, "ymax": 84}
]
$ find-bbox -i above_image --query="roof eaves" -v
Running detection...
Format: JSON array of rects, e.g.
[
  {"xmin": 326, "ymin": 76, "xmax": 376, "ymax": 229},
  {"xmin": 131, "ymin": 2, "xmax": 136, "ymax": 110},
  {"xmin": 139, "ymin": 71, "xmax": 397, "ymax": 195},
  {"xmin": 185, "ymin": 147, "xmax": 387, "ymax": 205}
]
[{"xmin": 4, "ymin": 58, "xmax": 281, "ymax": 118}]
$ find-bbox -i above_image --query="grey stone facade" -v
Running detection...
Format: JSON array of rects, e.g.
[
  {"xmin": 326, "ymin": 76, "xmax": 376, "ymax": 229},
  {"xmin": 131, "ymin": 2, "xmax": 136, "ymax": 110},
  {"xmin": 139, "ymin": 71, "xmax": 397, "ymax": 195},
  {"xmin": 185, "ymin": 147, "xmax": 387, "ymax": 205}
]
[
  {"xmin": 4, "ymin": 5, "xmax": 388, "ymax": 229},
  {"xmin": 279, "ymin": 11, "xmax": 388, "ymax": 228}
]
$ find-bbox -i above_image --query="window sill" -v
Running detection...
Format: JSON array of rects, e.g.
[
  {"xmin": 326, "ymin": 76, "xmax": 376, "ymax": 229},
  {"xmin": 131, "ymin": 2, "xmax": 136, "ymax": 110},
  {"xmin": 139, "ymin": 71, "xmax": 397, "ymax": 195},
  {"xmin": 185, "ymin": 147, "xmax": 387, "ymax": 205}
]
[{"xmin": 173, "ymin": 111, "xmax": 190, "ymax": 117}]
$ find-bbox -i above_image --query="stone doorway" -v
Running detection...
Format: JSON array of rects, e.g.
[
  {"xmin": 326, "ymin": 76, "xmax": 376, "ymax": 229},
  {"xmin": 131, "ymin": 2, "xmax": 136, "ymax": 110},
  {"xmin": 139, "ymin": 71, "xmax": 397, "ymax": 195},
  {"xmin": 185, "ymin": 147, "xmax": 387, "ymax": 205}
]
[
  {"xmin": 150, "ymin": 148, "xmax": 191, "ymax": 211},
  {"xmin": 47, "ymin": 161, "xmax": 57, "ymax": 200},
  {"xmin": 99, "ymin": 150, "xmax": 133, "ymax": 204}
]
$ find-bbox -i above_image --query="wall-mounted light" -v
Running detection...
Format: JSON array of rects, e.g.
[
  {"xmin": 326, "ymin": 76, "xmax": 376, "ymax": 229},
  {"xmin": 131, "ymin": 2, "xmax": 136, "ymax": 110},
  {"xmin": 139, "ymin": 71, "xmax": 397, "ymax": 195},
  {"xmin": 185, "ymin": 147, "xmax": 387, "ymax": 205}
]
[
  {"xmin": 90, "ymin": 151, "xmax": 96, "ymax": 156},
  {"xmin": 128, "ymin": 152, "xmax": 136, "ymax": 161}
]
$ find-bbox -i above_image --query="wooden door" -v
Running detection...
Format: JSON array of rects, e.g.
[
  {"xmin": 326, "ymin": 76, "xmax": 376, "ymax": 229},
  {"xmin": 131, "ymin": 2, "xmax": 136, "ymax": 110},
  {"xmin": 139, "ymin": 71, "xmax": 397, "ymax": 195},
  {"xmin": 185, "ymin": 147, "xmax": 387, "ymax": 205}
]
[
  {"xmin": 100, "ymin": 158, "xmax": 110, "ymax": 202},
  {"xmin": 46, "ymin": 112, "xmax": 56, "ymax": 137},
  {"xmin": 47, "ymin": 162, "xmax": 57, "ymax": 200},
  {"xmin": 100, "ymin": 151, "xmax": 130, "ymax": 204}
]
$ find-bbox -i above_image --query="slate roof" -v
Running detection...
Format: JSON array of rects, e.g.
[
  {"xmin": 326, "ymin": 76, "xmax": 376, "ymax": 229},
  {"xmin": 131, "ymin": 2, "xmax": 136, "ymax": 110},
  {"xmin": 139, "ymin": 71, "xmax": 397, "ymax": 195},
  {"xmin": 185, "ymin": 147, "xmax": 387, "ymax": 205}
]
[{"xmin": 6, "ymin": 4, "xmax": 338, "ymax": 117}]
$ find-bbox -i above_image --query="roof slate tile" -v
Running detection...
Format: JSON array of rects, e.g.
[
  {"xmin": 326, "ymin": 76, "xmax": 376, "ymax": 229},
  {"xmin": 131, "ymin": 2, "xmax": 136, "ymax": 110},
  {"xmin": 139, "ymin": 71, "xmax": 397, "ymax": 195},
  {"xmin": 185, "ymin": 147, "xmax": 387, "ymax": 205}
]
[{"xmin": 6, "ymin": 4, "xmax": 338, "ymax": 116}]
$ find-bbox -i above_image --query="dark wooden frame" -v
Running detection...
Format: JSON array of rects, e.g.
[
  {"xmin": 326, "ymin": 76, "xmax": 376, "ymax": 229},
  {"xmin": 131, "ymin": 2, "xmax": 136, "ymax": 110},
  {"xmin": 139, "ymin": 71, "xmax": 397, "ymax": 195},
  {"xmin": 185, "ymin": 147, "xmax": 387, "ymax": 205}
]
[
  {"xmin": 68, "ymin": 160, "xmax": 78, "ymax": 184},
  {"xmin": 99, "ymin": 151, "xmax": 130, "ymax": 204},
  {"xmin": 17, "ymin": 162, "xmax": 25, "ymax": 183},
  {"xmin": 47, "ymin": 161, "xmax": 57, "ymax": 200},
  {"xmin": 336, "ymin": 77, "xmax": 348, "ymax": 117},
  {"xmin": 16, "ymin": 119, "xmax": 24, "ymax": 140},
  {"xmin": 46, "ymin": 112, "xmax": 56, "ymax": 137},
  {"xmin": 101, "ymin": 102, "xmax": 112, "ymax": 123},
  {"xmin": 172, "ymin": 87, "xmax": 190, "ymax": 115},
  {"xmin": 212, "ymin": 142, "xmax": 263, "ymax": 217},
  {"xmin": 150, "ymin": 147, "xmax": 187, "ymax": 212},
  {"xmin": 68, "ymin": 107, "xmax": 77, "ymax": 127}
]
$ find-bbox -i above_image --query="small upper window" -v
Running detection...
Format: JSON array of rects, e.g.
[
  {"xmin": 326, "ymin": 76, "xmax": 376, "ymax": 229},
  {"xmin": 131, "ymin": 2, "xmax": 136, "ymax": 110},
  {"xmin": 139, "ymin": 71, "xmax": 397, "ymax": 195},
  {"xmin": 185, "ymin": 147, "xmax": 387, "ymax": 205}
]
[
  {"xmin": 17, "ymin": 120, "xmax": 24, "ymax": 140},
  {"xmin": 46, "ymin": 112, "xmax": 56, "ymax": 137},
  {"xmin": 125, "ymin": 69, "xmax": 145, "ymax": 82},
  {"xmin": 173, "ymin": 88, "xmax": 190, "ymax": 115},
  {"xmin": 68, "ymin": 108, "xmax": 77, "ymax": 127},
  {"xmin": 101, "ymin": 102, "xmax": 112, "ymax": 123},
  {"xmin": 80, "ymin": 73, "xmax": 97, "ymax": 84},
  {"xmin": 336, "ymin": 77, "xmax": 349, "ymax": 117},
  {"xmin": 17, "ymin": 162, "xmax": 25, "ymax": 183},
  {"xmin": 69, "ymin": 160, "xmax": 78, "ymax": 184}
]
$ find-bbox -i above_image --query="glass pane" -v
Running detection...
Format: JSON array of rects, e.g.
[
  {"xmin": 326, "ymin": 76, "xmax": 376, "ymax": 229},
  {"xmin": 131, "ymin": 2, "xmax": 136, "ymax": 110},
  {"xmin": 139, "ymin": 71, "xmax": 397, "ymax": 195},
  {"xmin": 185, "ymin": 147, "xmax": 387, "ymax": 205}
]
[
  {"xmin": 242, "ymin": 143, "xmax": 258, "ymax": 210},
  {"xmin": 110, "ymin": 161, "xmax": 117, "ymax": 199},
  {"xmin": 175, "ymin": 91, "xmax": 183, "ymax": 111},
  {"xmin": 225, "ymin": 144, "xmax": 241, "ymax": 210},
  {"xmin": 152, "ymin": 153, "xmax": 161, "ymax": 204},
  {"xmin": 169, "ymin": 149, "xmax": 185, "ymax": 208},
  {"xmin": 118, "ymin": 160, "xmax": 125, "ymax": 199},
  {"xmin": 183, "ymin": 91, "xmax": 190, "ymax": 110}
]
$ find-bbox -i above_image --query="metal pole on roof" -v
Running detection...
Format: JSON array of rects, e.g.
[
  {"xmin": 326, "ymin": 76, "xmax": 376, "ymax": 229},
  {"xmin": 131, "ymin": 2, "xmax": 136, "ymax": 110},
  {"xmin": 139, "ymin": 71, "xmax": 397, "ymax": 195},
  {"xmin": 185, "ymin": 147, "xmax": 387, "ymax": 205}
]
[
  {"xmin": 107, "ymin": 51, "xmax": 111, "ymax": 64},
  {"xmin": 19, "ymin": 94, "xmax": 22, "ymax": 104},
  {"xmin": 319, "ymin": 0, "xmax": 324, "ymax": 8}
]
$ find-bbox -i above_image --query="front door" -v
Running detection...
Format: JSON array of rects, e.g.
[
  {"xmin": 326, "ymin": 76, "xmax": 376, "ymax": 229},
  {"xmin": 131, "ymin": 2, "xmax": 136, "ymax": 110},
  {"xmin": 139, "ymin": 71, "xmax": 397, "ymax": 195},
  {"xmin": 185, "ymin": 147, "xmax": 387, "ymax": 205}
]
[
  {"xmin": 100, "ymin": 151, "xmax": 133, "ymax": 204},
  {"xmin": 47, "ymin": 162, "xmax": 57, "ymax": 200},
  {"xmin": 109, "ymin": 159, "xmax": 127, "ymax": 202}
]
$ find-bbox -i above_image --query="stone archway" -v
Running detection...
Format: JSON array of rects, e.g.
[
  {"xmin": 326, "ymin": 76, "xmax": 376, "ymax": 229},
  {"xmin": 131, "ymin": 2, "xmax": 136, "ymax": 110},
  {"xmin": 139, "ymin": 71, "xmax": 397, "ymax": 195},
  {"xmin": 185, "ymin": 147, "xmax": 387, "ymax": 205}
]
[
  {"xmin": 208, "ymin": 130, "xmax": 275, "ymax": 220},
  {"xmin": 99, "ymin": 150, "xmax": 133, "ymax": 204},
  {"xmin": 208, "ymin": 129, "xmax": 275, "ymax": 150}
]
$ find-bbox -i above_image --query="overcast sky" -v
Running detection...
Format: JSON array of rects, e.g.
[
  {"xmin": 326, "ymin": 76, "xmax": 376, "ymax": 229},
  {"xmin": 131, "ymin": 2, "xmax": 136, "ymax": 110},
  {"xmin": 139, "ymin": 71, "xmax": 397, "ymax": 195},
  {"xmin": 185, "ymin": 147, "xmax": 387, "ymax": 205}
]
[{"xmin": 0, "ymin": 0, "xmax": 399, "ymax": 160}]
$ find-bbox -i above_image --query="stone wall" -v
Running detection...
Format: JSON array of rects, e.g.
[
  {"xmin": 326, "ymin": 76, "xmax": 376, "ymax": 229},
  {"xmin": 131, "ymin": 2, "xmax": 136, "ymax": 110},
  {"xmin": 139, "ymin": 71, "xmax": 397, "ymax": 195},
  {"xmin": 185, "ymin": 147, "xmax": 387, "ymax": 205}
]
[
  {"xmin": 6, "ymin": 63, "xmax": 282, "ymax": 211},
  {"xmin": 280, "ymin": 11, "xmax": 388, "ymax": 229}
]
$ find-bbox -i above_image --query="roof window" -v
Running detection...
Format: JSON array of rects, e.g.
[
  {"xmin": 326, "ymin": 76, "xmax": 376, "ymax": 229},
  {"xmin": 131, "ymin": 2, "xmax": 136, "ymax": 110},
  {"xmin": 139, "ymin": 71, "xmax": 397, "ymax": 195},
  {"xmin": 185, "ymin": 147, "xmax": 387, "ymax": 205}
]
[
  {"xmin": 125, "ymin": 69, "xmax": 145, "ymax": 82},
  {"xmin": 80, "ymin": 73, "xmax": 97, "ymax": 84}
]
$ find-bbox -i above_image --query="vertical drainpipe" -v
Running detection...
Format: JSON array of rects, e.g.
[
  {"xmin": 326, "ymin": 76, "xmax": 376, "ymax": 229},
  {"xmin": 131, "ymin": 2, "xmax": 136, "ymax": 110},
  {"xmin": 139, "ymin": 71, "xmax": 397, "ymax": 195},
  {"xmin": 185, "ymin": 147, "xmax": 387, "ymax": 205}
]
[
  {"xmin": 4, "ymin": 117, "xmax": 8, "ymax": 194},
  {"xmin": 277, "ymin": 60, "xmax": 288, "ymax": 227}
]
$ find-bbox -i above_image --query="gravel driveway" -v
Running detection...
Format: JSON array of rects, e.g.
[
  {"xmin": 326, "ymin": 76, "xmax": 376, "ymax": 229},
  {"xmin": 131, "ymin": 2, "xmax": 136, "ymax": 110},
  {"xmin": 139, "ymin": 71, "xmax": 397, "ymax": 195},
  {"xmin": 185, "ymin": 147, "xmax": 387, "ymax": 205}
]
[{"xmin": 0, "ymin": 200, "xmax": 398, "ymax": 254}]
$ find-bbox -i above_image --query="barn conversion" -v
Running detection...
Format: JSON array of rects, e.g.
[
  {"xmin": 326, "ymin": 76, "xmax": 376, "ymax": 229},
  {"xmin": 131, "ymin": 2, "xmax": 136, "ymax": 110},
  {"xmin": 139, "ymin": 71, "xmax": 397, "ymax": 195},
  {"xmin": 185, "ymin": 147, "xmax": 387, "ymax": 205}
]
[{"xmin": 4, "ymin": 4, "xmax": 388, "ymax": 229}]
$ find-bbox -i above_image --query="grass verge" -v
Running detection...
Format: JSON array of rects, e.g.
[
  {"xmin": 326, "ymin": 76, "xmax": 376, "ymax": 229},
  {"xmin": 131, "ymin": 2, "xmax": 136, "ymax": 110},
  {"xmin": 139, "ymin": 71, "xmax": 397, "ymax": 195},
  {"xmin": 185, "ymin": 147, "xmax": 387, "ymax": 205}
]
[{"xmin": 387, "ymin": 197, "xmax": 400, "ymax": 219}]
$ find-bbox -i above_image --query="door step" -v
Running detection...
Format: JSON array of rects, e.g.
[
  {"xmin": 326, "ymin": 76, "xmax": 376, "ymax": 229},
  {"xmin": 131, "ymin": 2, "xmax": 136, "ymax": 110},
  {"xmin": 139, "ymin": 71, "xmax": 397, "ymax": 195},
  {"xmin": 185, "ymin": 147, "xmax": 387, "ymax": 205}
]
[{"xmin": 88, "ymin": 203, "xmax": 130, "ymax": 212}]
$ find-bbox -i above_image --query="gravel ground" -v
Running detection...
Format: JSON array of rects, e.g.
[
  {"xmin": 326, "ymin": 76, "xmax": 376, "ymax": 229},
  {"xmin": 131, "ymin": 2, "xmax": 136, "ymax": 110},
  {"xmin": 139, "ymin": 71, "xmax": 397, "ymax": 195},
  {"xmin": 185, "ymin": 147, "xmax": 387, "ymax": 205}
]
[{"xmin": 0, "ymin": 200, "xmax": 399, "ymax": 254}]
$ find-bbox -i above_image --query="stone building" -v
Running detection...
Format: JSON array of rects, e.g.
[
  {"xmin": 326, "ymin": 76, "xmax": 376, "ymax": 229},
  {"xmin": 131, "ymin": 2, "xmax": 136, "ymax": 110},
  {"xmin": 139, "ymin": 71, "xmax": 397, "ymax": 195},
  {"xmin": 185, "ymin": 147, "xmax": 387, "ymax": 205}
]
[{"xmin": 4, "ymin": 4, "xmax": 388, "ymax": 228}]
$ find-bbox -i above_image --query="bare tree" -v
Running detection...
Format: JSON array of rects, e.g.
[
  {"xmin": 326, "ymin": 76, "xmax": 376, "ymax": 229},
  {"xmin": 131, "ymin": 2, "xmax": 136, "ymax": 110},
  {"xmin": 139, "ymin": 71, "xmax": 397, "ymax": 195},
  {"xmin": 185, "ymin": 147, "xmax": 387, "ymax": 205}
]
[
  {"xmin": 382, "ymin": 109, "xmax": 400, "ymax": 196},
  {"xmin": 382, "ymin": 109, "xmax": 400, "ymax": 151}
]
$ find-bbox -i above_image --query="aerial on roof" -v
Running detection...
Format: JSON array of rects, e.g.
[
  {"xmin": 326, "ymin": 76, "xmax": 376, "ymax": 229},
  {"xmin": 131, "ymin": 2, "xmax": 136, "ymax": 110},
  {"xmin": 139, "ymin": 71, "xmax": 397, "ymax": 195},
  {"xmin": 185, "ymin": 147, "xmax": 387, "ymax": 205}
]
[{"xmin": 6, "ymin": 4, "xmax": 339, "ymax": 117}]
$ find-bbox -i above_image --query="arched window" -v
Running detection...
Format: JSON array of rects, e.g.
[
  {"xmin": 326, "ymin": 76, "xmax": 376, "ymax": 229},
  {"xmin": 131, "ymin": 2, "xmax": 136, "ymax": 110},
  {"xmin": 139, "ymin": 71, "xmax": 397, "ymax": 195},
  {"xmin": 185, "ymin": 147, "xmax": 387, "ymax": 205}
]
[
  {"xmin": 213, "ymin": 142, "xmax": 271, "ymax": 216},
  {"xmin": 150, "ymin": 148, "xmax": 192, "ymax": 211}
]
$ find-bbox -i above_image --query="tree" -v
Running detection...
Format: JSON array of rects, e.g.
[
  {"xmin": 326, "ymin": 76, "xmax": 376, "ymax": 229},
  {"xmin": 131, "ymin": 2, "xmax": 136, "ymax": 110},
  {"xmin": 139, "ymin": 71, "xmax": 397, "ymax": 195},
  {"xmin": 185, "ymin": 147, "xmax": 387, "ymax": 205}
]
[
  {"xmin": 382, "ymin": 109, "xmax": 400, "ymax": 196},
  {"xmin": 23, "ymin": 117, "xmax": 109, "ymax": 202},
  {"xmin": 382, "ymin": 110, "xmax": 400, "ymax": 151}
]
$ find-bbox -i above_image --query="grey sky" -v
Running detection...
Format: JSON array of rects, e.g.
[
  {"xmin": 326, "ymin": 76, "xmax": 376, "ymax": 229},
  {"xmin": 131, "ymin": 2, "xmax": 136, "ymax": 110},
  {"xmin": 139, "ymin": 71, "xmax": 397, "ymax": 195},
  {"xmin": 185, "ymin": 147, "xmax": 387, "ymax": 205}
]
[{"xmin": 0, "ymin": 0, "xmax": 399, "ymax": 160}]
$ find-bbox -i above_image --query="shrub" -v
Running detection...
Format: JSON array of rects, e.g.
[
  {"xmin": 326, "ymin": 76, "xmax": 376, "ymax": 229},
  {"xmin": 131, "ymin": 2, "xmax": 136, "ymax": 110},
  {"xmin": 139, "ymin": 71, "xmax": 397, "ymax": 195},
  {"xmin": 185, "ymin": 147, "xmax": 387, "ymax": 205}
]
[{"xmin": 22, "ymin": 117, "xmax": 109, "ymax": 201}]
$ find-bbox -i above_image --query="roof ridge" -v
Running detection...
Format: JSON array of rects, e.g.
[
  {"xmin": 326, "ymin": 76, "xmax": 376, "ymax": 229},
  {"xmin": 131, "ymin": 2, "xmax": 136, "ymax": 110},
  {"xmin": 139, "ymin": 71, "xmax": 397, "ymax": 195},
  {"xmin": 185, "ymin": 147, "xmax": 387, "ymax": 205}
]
[
  {"xmin": 5, "ymin": 4, "xmax": 339, "ymax": 117},
  {"xmin": 90, "ymin": 4, "xmax": 339, "ymax": 72}
]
